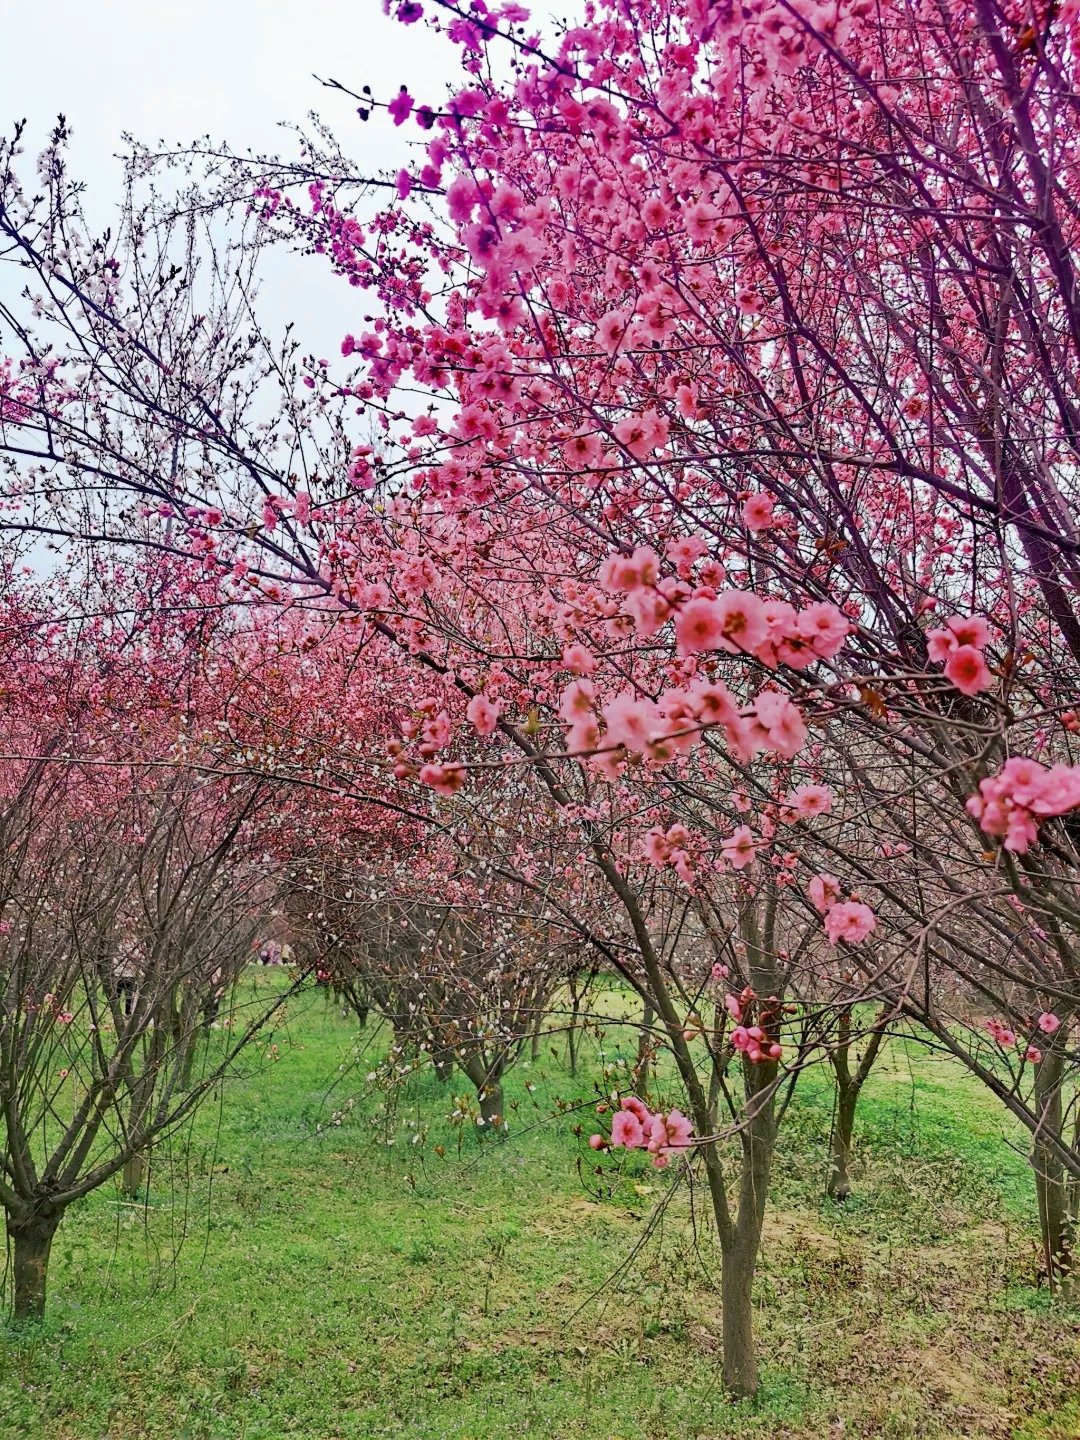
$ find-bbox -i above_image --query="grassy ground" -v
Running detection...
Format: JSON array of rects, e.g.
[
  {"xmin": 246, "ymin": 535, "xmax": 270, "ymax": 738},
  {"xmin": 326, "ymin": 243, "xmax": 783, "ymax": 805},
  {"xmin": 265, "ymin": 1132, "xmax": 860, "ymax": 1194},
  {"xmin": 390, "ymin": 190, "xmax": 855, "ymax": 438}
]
[{"xmin": 2, "ymin": 975, "xmax": 1078, "ymax": 1440}]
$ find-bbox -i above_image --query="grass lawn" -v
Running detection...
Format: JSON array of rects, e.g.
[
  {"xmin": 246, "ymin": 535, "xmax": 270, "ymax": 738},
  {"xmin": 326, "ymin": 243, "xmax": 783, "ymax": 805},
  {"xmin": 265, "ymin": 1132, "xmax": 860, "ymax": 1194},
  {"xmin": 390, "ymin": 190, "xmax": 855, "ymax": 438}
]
[{"xmin": 2, "ymin": 974, "xmax": 1078, "ymax": 1439}]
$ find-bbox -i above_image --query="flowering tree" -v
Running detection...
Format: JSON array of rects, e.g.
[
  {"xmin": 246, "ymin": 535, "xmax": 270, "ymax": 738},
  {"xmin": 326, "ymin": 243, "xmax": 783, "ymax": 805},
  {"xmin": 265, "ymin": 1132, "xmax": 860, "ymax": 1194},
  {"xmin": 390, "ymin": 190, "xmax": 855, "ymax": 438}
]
[
  {"xmin": 0, "ymin": 580, "xmax": 305, "ymax": 1322},
  {"xmin": 5, "ymin": 0, "xmax": 1080, "ymax": 1382},
  {"xmin": 289, "ymin": 869, "xmax": 576, "ymax": 1127}
]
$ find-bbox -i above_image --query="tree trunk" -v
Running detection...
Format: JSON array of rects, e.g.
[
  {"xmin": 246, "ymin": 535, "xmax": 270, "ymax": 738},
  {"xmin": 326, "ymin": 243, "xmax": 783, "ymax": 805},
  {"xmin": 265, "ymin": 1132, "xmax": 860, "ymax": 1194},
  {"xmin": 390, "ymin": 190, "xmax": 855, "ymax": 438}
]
[
  {"xmin": 826, "ymin": 1005, "xmax": 888, "ymax": 1202},
  {"xmin": 566, "ymin": 975, "xmax": 586, "ymax": 1077},
  {"xmin": 122, "ymin": 1152, "xmax": 146, "ymax": 1200},
  {"xmin": 7, "ymin": 1210, "xmax": 60, "ymax": 1322},
  {"xmin": 720, "ymin": 1238, "xmax": 759, "ymax": 1399},
  {"xmin": 458, "ymin": 1051, "xmax": 507, "ymax": 1134},
  {"xmin": 530, "ymin": 1009, "xmax": 543, "ymax": 1061},
  {"xmin": 179, "ymin": 1029, "xmax": 199, "ymax": 1091},
  {"xmin": 431, "ymin": 1046, "xmax": 456, "ymax": 1083},
  {"xmin": 827, "ymin": 1089, "xmax": 857, "ymax": 1202},
  {"xmin": 635, "ymin": 999, "xmax": 655, "ymax": 1094},
  {"xmin": 1033, "ymin": 1045, "xmax": 1075, "ymax": 1291},
  {"xmin": 717, "ymin": 892, "xmax": 780, "ymax": 1398},
  {"xmin": 478, "ymin": 1080, "xmax": 505, "ymax": 1132}
]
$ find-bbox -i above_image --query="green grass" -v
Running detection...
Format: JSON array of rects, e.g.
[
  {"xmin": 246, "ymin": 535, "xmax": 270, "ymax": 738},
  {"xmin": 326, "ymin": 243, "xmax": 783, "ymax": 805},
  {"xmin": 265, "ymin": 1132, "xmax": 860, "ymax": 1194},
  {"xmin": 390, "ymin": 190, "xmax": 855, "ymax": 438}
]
[{"xmin": 2, "ymin": 977, "xmax": 1078, "ymax": 1439}]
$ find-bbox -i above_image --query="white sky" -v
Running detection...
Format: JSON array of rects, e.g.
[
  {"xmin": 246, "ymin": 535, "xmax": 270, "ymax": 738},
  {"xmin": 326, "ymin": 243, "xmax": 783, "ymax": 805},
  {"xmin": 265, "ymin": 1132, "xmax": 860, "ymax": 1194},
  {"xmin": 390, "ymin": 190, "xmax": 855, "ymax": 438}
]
[
  {"xmin": 5, "ymin": 0, "xmax": 456, "ymax": 177},
  {"xmin": 4, "ymin": 0, "xmax": 461, "ymax": 354}
]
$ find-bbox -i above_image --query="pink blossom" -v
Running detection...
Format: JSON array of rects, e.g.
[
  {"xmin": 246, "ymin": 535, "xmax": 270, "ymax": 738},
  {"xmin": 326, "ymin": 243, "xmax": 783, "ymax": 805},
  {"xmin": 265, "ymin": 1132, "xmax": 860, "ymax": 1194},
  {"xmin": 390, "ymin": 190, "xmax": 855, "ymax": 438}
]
[
  {"xmin": 796, "ymin": 602, "xmax": 850, "ymax": 660},
  {"xmin": 595, "ymin": 308, "xmax": 631, "ymax": 355},
  {"xmin": 947, "ymin": 614, "xmax": 990, "ymax": 649},
  {"xmin": 823, "ymin": 900, "xmax": 877, "ymax": 945},
  {"xmin": 926, "ymin": 627, "xmax": 955, "ymax": 664},
  {"xmin": 644, "ymin": 1109, "xmax": 694, "ymax": 1167},
  {"xmin": 563, "ymin": 430, "xmax": 602, "ymax": 468},
  {"xmin": 675, "ymin": 596, "xmax": 728, "ymax": 654},
  {"xmin": 985, "ymin": 1017, "xmax": 1017, "ymax": 1047},
  {"xmin": 558, "ymin": 679, "xmax": 596, "ymax": 722},
  {"xmin": 676, "ymin": 590, "xmax": 768, "ymax": 657},
  {"xmin": 945, "ymin": 645, "xmax": 993, "ymax": 696},
  {"xmin": 722, "ymin": 825, "xmax": 758, "ymax": 870},
  {"xmin": 688, "ymin": 679, "xmax": 738, "ymax": 726},
  {"xmin": 566, "ymin": 717, "xmax": 601, "ymax": 756},
  {"xmin": 621, "ymin": 1096, "xmax": 652, "ymax": 1125},
  {"xmin": 788, "ymin": 783, "xmax": 833, "ymax": 818},
  {"xmin": 466, "ymin": 694, "xmax": 501, "ymax": 737},
  {"xmin": 599, "ymin": 546, "xmax": 661, "ymax": 592},
  {"xmin": 1030, "ymin": 765, "xmax": 1080, "ymax": 816},
  {"xmin": 750, "ymin": 691, "xmax": 807, "ymax": 759},
  {"xmin": 684, "ymin": 200, "xmax": 721, "ymax": 244},
  {"xmin": 602, "ymin": 692, "xmax": 663, "ymax": 754},
  {"xmin": 418, "ymin": 763, "xmax": 466, "ymax": 795},
  {"xmin": 643, "ymin": 827, "xmax": 672, "ymax": 867},
  {"xmin": 614, "ymin": 410, "xmax": 669, "ymax": 458},
  {"xmin": 561, "ymin": 643, "xmax": 596, "ymax": 675},
  {"xmin": 663, "ymin": 1109, "xmax": 693, "ymax": 1150},
  {"xmin": 611, "ymin": 1109, "xmax": 645, "ymax": 1147},
  {"xmin": 742, "ymin": 492, "xmax": 776, "ymax": 531},
  {"xmin": 1037, "ymin": 1011, "xmax": 1061, "ymax": 1035},
  {"xmin": 665, "ymin": 534, "xmax": 708, "ymax": 576},
  {"xmin": 967, "ymin": 758, "xmax": 1080, "ymax": 853}
]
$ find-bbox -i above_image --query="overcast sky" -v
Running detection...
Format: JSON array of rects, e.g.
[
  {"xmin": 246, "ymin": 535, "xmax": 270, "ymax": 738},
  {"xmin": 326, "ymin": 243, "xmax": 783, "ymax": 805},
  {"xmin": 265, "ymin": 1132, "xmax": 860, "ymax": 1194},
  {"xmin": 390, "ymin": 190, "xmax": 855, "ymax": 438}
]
[
  {"xmin": 4, "ymin": 0, "xmax": 460, "ymax": 353},
  {"xmin": 6, "ymin": 0, "xmax": 455, "ymax": 178}
]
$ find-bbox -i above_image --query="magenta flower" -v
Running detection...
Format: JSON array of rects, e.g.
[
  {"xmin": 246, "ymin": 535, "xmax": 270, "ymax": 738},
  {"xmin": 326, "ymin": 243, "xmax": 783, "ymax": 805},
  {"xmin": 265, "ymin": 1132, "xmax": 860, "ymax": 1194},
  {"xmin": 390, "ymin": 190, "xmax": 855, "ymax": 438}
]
[{"xmin": 388, "ymin": 87, "xmax": 415, "ymax": 126}]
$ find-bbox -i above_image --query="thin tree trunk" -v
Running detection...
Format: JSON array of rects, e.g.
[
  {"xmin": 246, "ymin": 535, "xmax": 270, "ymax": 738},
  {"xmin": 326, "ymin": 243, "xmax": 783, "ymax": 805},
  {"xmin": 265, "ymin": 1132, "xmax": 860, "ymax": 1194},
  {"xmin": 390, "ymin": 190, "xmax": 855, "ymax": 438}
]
[
  {"xmin": 566, "ymin": 974, "xmax": 586, "ymax": 1077},
  {"xmin": 717, "ymin": 893, "xmax": 780, "ymax": 1398},
  {"xmin": 530, "ymin": 1008, "xmax": 543, "ymax": 1061},
  {"xmin": 7, "ymin": 1210, "xmax": 60, "ymax": 1322},
  {"xmin": 827, "ymin": 1009, "xmax": 856, "ymax": 1202},
  {"xmin": 179, "ymin": 1028, "xmax": 199, "ymax": 1090},
  {"xmin": 828, "ymin": 1091, "xmax": 858, "ymax": 1202},
  {"xmin": 827, "ymin": 1005, "xmax": 889, "ymax": 1202},
  {"xmin": 635, "ymin": 999, "xmax": 655, "ymax": 1094},
  {"xmin": 459, "ymin": 1051, "xmax": 507, "ymax": 1133},
  {"xmin": 1034, "ymin": 1045, "xmax": 1075, "ymax": 1291}
]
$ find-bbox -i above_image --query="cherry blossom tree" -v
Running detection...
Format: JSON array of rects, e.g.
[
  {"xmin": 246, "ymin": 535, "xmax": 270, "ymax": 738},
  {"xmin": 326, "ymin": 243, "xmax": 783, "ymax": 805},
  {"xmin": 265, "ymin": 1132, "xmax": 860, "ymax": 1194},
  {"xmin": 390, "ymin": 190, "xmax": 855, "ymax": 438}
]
[
  {"xmin": 0, "ymin": 577, "xmax": 306, "ymax": 1321},
  {"xmin": 5, "ymin": 0, "xmax": 1080, "ymax": 1383}
]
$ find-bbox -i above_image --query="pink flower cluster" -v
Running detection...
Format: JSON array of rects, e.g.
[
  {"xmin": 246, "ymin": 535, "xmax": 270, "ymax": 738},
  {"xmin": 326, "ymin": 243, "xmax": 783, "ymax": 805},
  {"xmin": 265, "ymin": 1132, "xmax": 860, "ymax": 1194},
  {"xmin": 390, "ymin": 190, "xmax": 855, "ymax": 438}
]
[
  {"xmin": 591, "ymin": 1095, "xmax": 694, "ymax": 1168},
  {"xmin": 927, "ymin": 614, "xmax": 993, "ymax": 696},
  {"xmin": 723, "ymin": 986, "xmax": 783, "ymax": 1062},
  {"xmin": 560, "ymin": 674, "xmax": 809, "ymax": 778},
  {"xmin": 966, "ymin": 757, "xmax": 1080, "ymax": 853},
  {"xmin": 985, "ymin": 1011, "xmax": 1060, "ymax": 1062},
  {"xmin": 808, "ymin": 873, "xmax": 878, "ymax": 945},
  {"xmin": 984, "ymin": 1016, "xmax": 1016, "ymax": 1047},
  {"xmin": 643, "ymin": 823, "xmax": 696, "ymax": 882},
  {"xmin": 596, "ymin": 546, "xmax": 849, "ymax": 671},
  {"xmin": 730, "ymin": 1024, "xmax": 782, "ymax": 1063},
  {"xmin": 674, "ymin": 591, "xmax": 849, "ymax": 670},
  {"xmin": 780, "ymin": 783, "xmax": 833, "ymax": 822}
]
